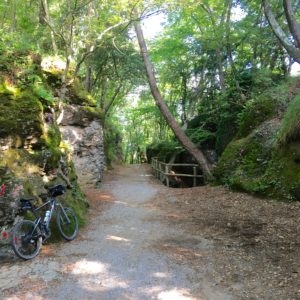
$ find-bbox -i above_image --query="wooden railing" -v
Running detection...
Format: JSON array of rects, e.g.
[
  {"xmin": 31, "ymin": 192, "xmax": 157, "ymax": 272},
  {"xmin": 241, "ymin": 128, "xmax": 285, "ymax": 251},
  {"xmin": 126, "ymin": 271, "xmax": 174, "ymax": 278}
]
[{"xmin": 151, "ymin": 157, "xmax": 203, "ymax": 187}]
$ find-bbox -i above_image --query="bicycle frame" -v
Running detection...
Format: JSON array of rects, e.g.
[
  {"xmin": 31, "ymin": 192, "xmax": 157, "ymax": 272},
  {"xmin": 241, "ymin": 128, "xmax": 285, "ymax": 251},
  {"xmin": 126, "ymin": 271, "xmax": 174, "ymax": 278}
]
[
  {"xmin": 31, "ymin": 197, "xmax": 71, "ymax": 233},
  {"xmin": 12, "ymin": 184, "xmax": 78, "ymax": 260}
]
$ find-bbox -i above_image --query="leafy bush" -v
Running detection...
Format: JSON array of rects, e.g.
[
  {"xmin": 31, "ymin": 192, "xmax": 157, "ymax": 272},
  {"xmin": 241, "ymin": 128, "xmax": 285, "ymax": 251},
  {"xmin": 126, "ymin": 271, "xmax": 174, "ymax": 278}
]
[
  {"xmin": 185, "ymin": 128, "xmax": 215, "ymax": 144},
  {"xmin": 146, "ymin": 140, "xmax": 181, "ymax": 162},
  {"xmin": 29, "ymin": 75, "xmax": 54, "ymax": 103}
]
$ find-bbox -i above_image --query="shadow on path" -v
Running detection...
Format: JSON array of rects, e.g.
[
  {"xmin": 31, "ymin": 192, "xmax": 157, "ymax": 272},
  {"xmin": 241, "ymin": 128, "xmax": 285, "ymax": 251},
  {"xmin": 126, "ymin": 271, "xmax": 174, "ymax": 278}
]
[{"xmin": 0, "ymin": 164, "xmax": 232, "ymax": 300}]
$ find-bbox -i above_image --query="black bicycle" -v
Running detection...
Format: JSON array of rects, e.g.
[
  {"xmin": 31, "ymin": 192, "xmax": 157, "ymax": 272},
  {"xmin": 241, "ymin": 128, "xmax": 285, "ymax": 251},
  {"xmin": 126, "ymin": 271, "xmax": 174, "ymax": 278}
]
[{"xmin": 11, "ymin": 184, "xmax": 78, "ymax": 260}]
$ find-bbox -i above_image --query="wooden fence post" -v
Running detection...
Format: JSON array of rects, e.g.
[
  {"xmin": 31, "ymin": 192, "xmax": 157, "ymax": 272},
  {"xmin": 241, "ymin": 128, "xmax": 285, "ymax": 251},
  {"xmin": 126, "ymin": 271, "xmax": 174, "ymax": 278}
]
[
  {"xmin": 165, "ymin": 164, "xmax": 169, "ymax": 187},
  {"xmin": 193, "ymin": 166, "xmax": 197, "ymax": 187},
  {"xmin": 151, "ymin": 158, "xmax": 201, "ymax": 187},
  {"xmin": 159, "ymin": 161, "xmax": 162, "ymax": 181}
]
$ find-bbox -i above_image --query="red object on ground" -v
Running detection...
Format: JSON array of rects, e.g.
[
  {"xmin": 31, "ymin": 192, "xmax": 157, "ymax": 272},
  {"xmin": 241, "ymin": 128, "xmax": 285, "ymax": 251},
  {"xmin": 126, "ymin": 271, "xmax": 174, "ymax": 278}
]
[
  {"xmin": 2, "ymin": 231, "xmax": 7, "ymax": 239},
  {"xmin": 0, "ymin": 184, "xmax": 6, "ymax": 197}
]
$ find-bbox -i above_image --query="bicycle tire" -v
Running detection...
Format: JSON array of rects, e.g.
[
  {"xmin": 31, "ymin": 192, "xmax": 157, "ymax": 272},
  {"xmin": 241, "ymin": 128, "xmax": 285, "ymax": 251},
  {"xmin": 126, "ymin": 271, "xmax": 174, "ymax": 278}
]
[
  {"xmin": 11, "ymin": 220, "xmax": 42, "ymax": 260},
  {"xmin": 56, "ymin": 207, "xmax": 78, "ymax": 241}
]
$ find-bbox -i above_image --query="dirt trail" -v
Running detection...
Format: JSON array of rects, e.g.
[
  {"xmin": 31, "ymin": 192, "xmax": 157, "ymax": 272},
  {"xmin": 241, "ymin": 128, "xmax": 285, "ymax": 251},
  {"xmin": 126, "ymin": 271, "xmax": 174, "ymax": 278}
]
[
  {"xmin": 0, "ymin": 164, "xmax": 231, "ymax": 299},
  {"xmin": 1, "ymin": 164, "xmax": 300, "ymax": 299}
]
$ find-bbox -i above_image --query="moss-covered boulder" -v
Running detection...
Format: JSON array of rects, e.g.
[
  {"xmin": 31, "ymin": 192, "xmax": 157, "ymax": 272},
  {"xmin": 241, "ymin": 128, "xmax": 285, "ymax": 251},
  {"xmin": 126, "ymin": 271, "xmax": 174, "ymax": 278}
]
[{"xmin": 216, "ymin": 86, "xmax": 300, "ymax": 201}]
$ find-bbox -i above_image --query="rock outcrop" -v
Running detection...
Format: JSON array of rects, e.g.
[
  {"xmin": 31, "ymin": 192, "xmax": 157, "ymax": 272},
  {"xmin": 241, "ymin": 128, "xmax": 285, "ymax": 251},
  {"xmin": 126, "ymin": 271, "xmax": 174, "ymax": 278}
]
[
  {"xmin": 215, "ymin": 80, "xmax": 300, "ymax": 201},
  {"xmin": 59, "ymin": 104, "xmax": 105, "ymax": 185},
  {"xmin": 0, "ymin": 52, "xmax": 105, "ymax": 236}
]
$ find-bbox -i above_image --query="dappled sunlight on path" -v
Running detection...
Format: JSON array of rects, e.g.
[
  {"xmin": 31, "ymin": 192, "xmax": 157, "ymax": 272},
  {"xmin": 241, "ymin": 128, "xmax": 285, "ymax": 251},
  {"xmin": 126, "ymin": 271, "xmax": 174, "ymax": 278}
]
[{"xmin": 0, "ymin": 164, "xmax": 231, "ymax": 300}]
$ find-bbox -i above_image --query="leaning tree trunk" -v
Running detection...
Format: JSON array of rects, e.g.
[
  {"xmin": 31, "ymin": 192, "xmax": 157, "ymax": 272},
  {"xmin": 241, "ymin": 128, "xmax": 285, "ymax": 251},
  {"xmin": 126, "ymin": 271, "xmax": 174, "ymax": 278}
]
[{"xmin": 133, "ymin": 12, "xmax": 212, "ymax": 180}]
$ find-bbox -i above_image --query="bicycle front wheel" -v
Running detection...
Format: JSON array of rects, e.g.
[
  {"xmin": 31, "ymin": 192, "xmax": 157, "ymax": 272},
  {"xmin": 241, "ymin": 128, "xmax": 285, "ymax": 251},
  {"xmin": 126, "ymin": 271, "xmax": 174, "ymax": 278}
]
[
  {"xmin": 11, "ymin": 220, "xmax": 42, "ymax": 260},
  {"xmin": 56, "ymin": 207, "xmax": 78, "ymax": 241}
]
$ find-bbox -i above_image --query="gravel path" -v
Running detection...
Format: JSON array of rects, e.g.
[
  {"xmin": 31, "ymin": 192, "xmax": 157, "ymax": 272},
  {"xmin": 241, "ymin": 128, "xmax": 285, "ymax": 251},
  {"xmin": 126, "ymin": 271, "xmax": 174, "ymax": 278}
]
[{"xmin": 0, "ymin": 164, "xmax": 232, "ymax": 299}]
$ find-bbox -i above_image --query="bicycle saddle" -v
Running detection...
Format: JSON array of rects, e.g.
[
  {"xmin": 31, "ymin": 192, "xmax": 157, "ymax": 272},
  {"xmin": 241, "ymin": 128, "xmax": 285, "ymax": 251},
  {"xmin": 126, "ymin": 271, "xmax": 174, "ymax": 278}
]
[
  {"xmin": 20, "ymin": 198, "xmax": 34, "ymax": 210},
  {"xmin": 47, "ymin": 185, "xmax": 66, "ymax": 197}
]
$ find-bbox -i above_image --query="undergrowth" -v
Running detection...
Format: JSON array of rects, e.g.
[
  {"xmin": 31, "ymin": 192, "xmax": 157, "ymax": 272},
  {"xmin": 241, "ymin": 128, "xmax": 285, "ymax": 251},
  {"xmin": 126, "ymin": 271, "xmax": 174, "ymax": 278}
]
[{"xmin": 277, "ymin": 94, "xmax": 300, "ymax": 146}]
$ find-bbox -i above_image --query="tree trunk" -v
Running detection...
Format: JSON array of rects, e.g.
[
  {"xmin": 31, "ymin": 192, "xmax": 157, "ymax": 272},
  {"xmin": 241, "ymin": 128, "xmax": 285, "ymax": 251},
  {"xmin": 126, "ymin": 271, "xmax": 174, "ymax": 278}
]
[
  {"xmin": 10, "ymin": 0, "xmax": 17, "ymax": 33},
  {"xmin": 263, "ymin": 0, "xmax": 300, "ymax": 63},
  {"xmin": 283, "ymin": 0, "xmax": 300, "ymax": 47},
  {"xmin": 62, "ymin": 0, "xmax": 77, "ymax": 83},
  {"xmin": 40, "ymin": 0, "xmax": 57, "ymax": 53},
  {"xmin": 104, "ymin": 83, "xmax": 123, "ymax": 115},
  {"xmin": 133, "ymin": 12, "xmax": 212, "ymax": 179},
  {"xmin": 216, "ymin": 48, "xmax": 226, "ymax": 94},
  {"xmin": 180, "ymin": 73, "xmax": 188, "ymax": 125},
  {"xmin": 85, "ymin": 65, "xmax": 93, "ymax": 92},
  {"xmin": 1, "ymin": 2, "xmax": 7, "ymax": 30}
]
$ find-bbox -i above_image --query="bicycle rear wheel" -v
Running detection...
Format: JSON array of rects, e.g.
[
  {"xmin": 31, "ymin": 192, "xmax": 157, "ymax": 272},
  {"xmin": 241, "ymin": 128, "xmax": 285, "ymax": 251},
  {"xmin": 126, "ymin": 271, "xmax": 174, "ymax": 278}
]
[
  {"xmin": 56, "ymin": 207, "xmax": 78, "ymax": 241},
  {"xmin": 11, "ymin": 220, "xmax": 42, "ymax": 260}
]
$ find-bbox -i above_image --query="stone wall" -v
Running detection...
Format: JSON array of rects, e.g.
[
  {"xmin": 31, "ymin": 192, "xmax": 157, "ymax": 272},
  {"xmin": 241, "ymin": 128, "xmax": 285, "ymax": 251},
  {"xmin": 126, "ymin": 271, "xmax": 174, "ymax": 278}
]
[{"xmin": 59, "ymin": 104, "xmax": 105, "ymax": 185}]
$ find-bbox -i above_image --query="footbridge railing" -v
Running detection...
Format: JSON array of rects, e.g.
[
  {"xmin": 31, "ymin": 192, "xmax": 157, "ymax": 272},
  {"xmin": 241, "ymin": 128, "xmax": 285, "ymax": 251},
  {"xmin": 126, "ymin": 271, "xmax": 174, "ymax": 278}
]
[{"xmin": 151, "ymin": 157, "xmax": 203, "ymax": 187}]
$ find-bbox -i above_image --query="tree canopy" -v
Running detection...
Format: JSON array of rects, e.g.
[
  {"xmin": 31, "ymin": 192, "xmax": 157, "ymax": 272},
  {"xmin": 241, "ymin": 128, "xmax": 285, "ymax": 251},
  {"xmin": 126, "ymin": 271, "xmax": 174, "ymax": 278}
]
[{"xmin": 1, "ymin": 0, "xmax": 299, "ymax": 167}]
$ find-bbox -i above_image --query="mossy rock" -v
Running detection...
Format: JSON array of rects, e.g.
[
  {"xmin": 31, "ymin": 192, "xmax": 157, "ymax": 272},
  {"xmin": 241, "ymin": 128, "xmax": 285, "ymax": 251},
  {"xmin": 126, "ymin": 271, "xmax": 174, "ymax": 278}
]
[
  {"xmin": 237, "ymin": 95, "xmax": 276, "ymax": 138},
  {"xmin": 276, "ymin": 94, "xmax": 300, "ymax": 145},
  {"xmin": 0, "ymin": 149, "xmax": 42, "ymax": 178},
  {"xmin": 261, "ymin": 143, "xmax": 300, "ymax": 200},
  {"xmin": 81, "ymin": 106, "xmax": 103, "ymax": 121},
  {"xmin": 42, "ymin": 123, "xmax": 63, "ymax": 170},
  {"xmin": 68, "ymin": 78, "xmax": 96, "ymax": 106},
  {"xmin": 0, "ymin": 51, "xmax": 92, "ymax": 227},
  {"xmin": 216, "ymin": 118, "xmax": 300, "ymax": 200},
  {"xmin": 0, "ymin": 90, "xmax": 44, "ymax": 145}
]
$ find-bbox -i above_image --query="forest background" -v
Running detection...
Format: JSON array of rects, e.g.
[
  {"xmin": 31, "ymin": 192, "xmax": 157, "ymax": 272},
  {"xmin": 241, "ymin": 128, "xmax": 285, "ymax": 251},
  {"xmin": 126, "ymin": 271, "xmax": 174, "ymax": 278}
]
[{"xmin": 1, "ymin": 0, "xmax": 300, "ymax": 201}]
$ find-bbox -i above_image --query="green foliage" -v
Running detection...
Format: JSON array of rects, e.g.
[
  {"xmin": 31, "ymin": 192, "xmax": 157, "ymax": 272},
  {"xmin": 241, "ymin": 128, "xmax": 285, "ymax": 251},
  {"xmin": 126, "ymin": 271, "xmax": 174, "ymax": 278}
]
[
  {"xmin": 146, "ymin": 140, "xmax": 181, "ymax": 162},
  {"xmin": 237, "ymin": 95, "xmax": 276, "ymax": 137},
  {"xmin": 0, "ymin": 30, "xmax": 35, "ymax": 52},
  {"xmin": 69, "ymin": 79, "xmax": 96, "ymax": 106},
  {"xmin": 185, "ymin": 128, "xmax": 215, "ymax": 145},
  {"xmin": 1, "ymin": 0, "xmax": 300, "ymax": 207},
  {"xmin": 29, "ymin": 75, "xmax": 54, "ymax": 103},
  {"xmin": 277, "ymin": 95, "xmax": 300, "ymax": 146},
  {"xmin": 104, "ymin": 115, "xmax": 124, "ymax": 167}
]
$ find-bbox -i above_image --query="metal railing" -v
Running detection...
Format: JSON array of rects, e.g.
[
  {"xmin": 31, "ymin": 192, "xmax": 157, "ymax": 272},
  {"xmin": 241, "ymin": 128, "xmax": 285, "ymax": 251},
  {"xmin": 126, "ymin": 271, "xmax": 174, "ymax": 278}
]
[{"xmin": 151, "ymin": 157, "xmax": 203, "ymax": 187}]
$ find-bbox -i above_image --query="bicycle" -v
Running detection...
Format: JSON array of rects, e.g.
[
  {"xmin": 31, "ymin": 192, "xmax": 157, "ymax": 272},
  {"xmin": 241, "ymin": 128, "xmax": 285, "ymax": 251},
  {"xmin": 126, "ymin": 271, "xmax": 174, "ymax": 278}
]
[{"xmin": 11, "ymin": 184, "xmax": 78, "ymax": 260}]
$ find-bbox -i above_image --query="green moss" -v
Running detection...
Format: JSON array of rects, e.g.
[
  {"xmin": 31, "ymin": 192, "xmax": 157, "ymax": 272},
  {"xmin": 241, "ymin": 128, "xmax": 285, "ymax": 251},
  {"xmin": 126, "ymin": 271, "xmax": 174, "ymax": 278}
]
[
  {"xmin": 62, "ymin": 184, "xmax": 88, "ymax": 226},
  {"xmin": 69, "ymin": 78, "xmax": 96, "ymax": 106},
  {"xmin": 216, "ymin": 122, "xmax": 300, "ymax": 200},
  {"xmin": 0, "ymin": 149, "xmax": 42, "ymax": 178},
  {"xmin": 0, "ymin": 90, "xmax": 43, "ymax": 142},
  {"xmin": 215, "ymin": 138, "xmax": 246, "ymax": 181},
  {"xmin": 41, "ymin": 124, "xmax": 63, "ymax": 169},
  {"xmin": 81, "ymin": 106, "xmax": 103, "ymax": 121},
  {"xmin": 237, "ymin": 95, "xmax": 276, "ymax": 138},
  {"xmin": 214, "ymin": 135, "xmax": 269, "ymax": 191},
  {"xmin": 277, "ymin": 94, "xmax": 300, "ymax": 145},
  {"xmin": 30, "ymin": 77, "xmax": 54, "ymax": 104},
  {"xmin": 0, "ymin": 50, "xmax": 91, "ymax": 230},
  {"xmin": 260, "ymin": 144, "xmax": 300, "ymax": 200},
  {"xmin": 23, "ymin": 180, "xmax": 35, "ymax": 195},
  {"xmin": 42, "ymin": 70, "xmax": 63, "ymax": 87}
]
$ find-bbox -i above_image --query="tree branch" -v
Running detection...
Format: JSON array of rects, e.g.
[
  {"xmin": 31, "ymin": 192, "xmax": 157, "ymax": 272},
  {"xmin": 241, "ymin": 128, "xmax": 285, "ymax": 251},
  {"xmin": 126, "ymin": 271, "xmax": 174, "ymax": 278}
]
[
  {"xmin": 263, "ymin": 0, "xmax": 300, "ymax": 63},
  {"xmin": 283, "ymin": 0, "xmax": 300, "ymax": 47}
]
